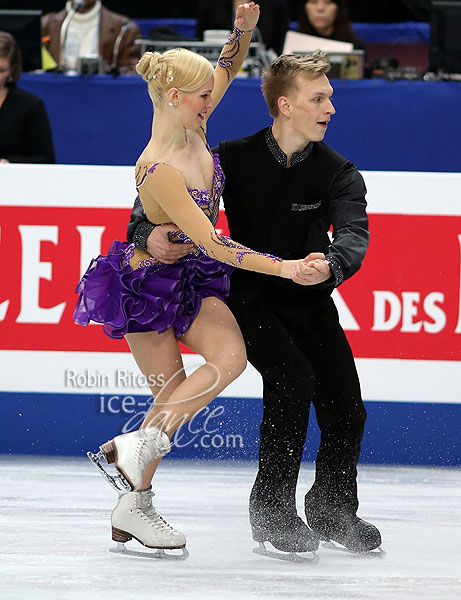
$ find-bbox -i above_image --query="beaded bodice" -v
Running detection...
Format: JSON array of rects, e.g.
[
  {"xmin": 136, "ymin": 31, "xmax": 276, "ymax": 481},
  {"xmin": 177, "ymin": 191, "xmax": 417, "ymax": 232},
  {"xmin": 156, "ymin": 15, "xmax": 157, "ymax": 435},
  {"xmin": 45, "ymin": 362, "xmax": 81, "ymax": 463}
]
[
  {"xmin": 125, "ymin": 153, "xmax": 225, "ymax": 269},
  {"xmin": 184, "ymin": 152, "xmax": 223, "ymax": 230},
  {"xmin": 135, "ymin": 153, "xmax": 224, "ymax": 236}
]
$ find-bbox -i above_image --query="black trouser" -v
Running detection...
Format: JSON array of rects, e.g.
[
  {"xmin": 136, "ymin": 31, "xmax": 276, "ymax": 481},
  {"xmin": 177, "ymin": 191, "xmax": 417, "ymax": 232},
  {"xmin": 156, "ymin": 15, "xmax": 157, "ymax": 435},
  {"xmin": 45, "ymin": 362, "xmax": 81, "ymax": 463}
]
[{"xmin": 232, "ymin": 294, "xmax": 367, "ymax": 519}]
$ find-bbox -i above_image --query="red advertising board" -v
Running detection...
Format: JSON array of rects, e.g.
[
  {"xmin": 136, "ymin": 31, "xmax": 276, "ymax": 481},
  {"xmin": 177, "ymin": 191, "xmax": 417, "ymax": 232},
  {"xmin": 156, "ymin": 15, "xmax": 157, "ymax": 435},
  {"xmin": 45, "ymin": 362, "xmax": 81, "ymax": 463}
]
[
  {"xmin": 1, "ymin": 204, "xmax": 460, "ymax": 360},
  {"xmin": 1, "ymin": 165, "xmax": 461, "ymax": 364}
]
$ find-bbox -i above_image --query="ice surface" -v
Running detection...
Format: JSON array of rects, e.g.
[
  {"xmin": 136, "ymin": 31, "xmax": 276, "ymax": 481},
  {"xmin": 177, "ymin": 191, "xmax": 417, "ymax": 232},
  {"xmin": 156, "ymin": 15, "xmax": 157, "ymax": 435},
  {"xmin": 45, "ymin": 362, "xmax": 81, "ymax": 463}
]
[{"xmin": 1, "ymin": 456, "xmax": 460, "ymax": 600}]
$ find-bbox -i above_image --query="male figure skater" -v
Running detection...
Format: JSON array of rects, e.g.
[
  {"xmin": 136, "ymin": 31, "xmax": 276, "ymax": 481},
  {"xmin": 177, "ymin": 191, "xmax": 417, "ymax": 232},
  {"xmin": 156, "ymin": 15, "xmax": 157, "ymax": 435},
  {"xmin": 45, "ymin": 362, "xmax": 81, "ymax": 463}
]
[{"xmin": 127, "ymin": 51, "xmax": 381, "ymax": 554}]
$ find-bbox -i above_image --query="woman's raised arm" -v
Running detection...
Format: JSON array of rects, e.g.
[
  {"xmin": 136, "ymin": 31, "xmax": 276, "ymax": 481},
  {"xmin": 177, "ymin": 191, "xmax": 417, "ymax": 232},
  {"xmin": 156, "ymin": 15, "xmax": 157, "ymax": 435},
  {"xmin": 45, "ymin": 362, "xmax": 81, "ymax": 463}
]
[{"xmin": 206, "ymin": 2, "xmax": 260, "ymax": 121}]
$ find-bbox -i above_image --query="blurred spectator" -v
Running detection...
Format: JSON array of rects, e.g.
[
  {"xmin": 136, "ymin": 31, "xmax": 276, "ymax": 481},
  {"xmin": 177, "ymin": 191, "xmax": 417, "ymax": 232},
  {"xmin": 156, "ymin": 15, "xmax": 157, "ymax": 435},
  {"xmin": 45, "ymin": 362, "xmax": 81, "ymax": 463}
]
[
  {"xmin": 103, "ymin": 0, "xmax": 198, "ymax": 18},
  {"xmin": 196, "ymin": 0, "xmax": 290, "ymax": 55},
  {"xmin": 400, "ymin": 0, "xmax": 430, "ymax": 21},
  {"xmin": 0, "ymin": 31, "xmax": 55, "ymax": 163},
  {"xmin": 41, "ymin": 0, "xmax": 141, "ymax": 73},
  {"xmin": 297, "ymin": 0, "xmax": 363, "ymax": 48},
  {"xmin": 0, "ymin": 1, "xmax": 63, "ymax": 10},
  {"xmin": 285, "ymin": 0, "xmax": 303, "ymax": 19},
  {"xmin": 347, "ymin": 0, "xmax": 429, "ymax": 22}
]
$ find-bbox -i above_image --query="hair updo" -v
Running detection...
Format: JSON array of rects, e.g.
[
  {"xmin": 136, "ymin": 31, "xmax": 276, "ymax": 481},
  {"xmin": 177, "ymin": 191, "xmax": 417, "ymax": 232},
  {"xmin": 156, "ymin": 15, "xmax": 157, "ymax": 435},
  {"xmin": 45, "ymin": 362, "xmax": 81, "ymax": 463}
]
[{"xmin": 136, "ymin": 49, "xmax": 213, "ymax": 107}]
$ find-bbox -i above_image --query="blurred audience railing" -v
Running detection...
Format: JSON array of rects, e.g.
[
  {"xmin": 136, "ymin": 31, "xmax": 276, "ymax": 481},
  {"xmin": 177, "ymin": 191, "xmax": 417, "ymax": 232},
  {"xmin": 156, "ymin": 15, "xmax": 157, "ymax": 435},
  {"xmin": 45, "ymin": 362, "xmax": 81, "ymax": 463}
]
[{"xmin": 132, "ymin": 18, "xmax": 430, "ymax": 44}]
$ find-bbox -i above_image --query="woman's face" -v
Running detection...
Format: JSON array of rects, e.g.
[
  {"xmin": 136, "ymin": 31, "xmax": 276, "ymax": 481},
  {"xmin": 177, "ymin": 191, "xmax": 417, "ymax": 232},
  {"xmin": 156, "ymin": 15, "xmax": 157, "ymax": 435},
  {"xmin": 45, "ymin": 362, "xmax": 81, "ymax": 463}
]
[
  {"xmin": 0, "ymin": 56, "xmax": 11, "ymax": 90},
  {"xmin": 305, "ymin": 0, "xmax": 338, "ymax": 36},
  {"xmin": 176, "ymin": 75, "xmax": 214, "ymax": 130}
]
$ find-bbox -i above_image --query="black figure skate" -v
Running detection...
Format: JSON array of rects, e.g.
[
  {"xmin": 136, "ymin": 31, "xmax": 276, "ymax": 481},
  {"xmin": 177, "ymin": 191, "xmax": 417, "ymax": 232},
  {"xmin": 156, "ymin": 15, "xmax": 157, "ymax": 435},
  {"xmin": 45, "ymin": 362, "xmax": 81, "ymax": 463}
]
[
  {"xmin": 305, "ymin": 496, "xmax": 383, "ymax": 557},
  {"xmin": 250, "ymin": 502, "xmax": 319, "ymax": 564}
]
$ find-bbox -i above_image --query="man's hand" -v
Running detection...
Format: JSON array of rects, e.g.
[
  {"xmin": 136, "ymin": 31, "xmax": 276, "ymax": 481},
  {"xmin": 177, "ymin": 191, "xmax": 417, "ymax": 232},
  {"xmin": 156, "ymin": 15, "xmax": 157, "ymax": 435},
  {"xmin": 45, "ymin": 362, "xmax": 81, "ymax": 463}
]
[
  {"xmin": 146, "ymin": 225, "xmax": 194, "ymax": 264},
  {"xmin": 235, "ymin": 2, "xmax": 260, "ymax": 31},
  {"xmin": 291, "ymin": 252, "xmax": 332, "ymax": 286}
]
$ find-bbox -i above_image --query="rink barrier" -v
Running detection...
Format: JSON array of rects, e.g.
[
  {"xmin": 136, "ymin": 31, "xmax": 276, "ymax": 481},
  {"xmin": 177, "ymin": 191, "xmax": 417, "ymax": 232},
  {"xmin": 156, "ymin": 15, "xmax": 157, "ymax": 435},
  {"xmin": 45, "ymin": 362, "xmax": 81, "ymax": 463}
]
[
  {"xmin": 1, "ymin": 165, "xmax": 460, "ymax": 465},
  {"xmin": 1, "ymin": 392, "xmax": 460, "ymax": 466}
]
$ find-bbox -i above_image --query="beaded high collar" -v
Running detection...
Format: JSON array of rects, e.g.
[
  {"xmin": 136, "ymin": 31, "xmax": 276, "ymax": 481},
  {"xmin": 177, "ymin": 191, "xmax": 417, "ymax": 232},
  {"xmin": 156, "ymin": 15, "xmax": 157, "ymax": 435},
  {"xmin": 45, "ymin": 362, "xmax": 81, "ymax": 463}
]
[{"xmin": 265, "ymin": 126, "xmax": 313, "ymax": 168}]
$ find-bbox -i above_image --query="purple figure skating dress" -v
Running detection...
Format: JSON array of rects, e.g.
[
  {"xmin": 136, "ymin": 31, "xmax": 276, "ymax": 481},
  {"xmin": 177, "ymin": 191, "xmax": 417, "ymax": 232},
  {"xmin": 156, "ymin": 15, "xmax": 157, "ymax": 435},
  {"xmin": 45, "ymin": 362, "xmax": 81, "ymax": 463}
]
[{"xmin": 73, "ymin": 153, "xmax": 233, "ymax": 339}]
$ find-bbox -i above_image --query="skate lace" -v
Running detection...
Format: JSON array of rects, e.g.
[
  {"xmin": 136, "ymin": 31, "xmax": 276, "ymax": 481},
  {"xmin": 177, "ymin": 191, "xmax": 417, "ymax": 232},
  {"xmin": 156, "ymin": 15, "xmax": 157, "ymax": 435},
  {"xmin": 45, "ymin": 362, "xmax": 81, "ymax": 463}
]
[
  {"xmin": 135, "ymin": 429, "xmax": 171, "ymax": 471},
  {"xmin": 139, "ymin": 490, "xmax": 179, "ymax": 534}
]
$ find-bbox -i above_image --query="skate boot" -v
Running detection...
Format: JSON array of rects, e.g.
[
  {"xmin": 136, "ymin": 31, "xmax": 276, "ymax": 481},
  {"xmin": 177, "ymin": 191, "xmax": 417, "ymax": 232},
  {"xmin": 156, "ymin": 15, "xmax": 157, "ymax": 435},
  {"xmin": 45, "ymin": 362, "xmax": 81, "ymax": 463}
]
[
  {"xmin": 250, "ymin": 502, "xmax": 319, "ymax": 563},
  {"xmin": 305, "ymin": 497, "xmax": 382, "ymax": 554},
  {"xmin": 87, "ymin": 426, "xmax": 171, "ymax": 492},
  {"xmin": 111, "ymin": 487, "xmax": 188, "ymax": 559}
]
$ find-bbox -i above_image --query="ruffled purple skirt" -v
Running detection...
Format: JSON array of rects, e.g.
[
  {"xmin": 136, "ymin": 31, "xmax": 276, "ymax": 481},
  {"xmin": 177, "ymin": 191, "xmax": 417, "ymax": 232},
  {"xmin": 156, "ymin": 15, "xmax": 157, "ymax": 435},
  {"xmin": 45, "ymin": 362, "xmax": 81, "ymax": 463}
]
[{"xmin": 73, "ymin": 240, "xmax": 233, "ymax": 339}]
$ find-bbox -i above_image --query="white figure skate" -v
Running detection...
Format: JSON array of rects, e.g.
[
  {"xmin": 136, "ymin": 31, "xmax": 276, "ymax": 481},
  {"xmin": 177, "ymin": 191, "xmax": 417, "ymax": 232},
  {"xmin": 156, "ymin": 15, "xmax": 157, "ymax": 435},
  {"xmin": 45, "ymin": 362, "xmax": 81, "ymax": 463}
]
[
  {"xmin": 110, "ymin": 488, "xmax": 188, "ymax": 560},
  {"xmin": 87, "ymin": 426, "xmax": 171, "ymax": 492}
]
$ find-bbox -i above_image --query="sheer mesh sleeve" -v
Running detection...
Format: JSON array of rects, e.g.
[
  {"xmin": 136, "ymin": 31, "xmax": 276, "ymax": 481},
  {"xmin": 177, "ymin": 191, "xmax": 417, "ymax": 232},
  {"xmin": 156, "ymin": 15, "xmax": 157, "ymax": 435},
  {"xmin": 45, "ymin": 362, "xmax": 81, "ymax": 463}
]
[
  {"xmin": 207, "ymin": 27, "xmax": 254, "ymax": 121},
  {"xmin": 136, "ymin": 162, "xmax": 283, "ymax": 276},
  {"xmin": 217, "ymin": 27, "xmax": 248, "ymax": 82}
]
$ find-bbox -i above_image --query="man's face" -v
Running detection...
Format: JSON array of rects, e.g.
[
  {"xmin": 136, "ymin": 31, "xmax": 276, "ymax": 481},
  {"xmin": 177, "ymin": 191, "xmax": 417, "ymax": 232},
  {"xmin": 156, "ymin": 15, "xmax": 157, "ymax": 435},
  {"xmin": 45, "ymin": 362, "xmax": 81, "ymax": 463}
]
[{"xmin": 286, "ymin": 73, "xmax": 335, "ymax": 142}]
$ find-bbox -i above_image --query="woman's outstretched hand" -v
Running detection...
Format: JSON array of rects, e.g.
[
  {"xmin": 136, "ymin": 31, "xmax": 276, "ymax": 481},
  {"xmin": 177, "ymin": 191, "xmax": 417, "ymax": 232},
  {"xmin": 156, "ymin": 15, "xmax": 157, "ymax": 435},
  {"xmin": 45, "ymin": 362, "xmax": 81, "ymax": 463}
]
[
  {"xmin": 292, "ymin": 253, "xmax": 333, "ymax": 286},
  {"xmin": 235, "ymin": 2, "xmax": 260, "ymax": 32},
  {"xmin": 281, "ymin": 253, "xmax": 333, "ymax": 285}
]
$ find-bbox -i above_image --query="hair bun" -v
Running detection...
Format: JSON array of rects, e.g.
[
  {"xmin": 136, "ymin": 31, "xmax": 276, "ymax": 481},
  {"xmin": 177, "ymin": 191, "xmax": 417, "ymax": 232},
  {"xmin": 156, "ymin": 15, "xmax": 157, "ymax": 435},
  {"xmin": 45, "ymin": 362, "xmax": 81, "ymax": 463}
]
[{"xmin": 136, "ymin": 51, "xmax": 164, "ymax": 82}]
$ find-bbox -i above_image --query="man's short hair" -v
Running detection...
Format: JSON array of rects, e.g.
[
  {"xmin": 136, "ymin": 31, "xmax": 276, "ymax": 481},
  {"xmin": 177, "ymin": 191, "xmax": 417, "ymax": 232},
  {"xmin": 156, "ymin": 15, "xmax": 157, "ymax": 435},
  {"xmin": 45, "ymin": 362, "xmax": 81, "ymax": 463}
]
[{"xmin": 261, "ymin": 51, "xmax": 330, "ymax": 118}]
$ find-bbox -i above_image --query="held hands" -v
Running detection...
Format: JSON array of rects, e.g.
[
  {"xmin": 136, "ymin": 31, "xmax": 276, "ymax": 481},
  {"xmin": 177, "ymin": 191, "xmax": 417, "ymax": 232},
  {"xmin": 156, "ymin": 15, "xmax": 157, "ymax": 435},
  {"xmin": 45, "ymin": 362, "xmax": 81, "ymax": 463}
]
[
  {"xmin": 282, "ymin": 253, "xmax": 332, "ymax": 286},
  {"xmin": 146, "ymin": 224, "xmax": 194, "ymax": 264},
  {"xmin": 235, "ymin": 2, "xmax": 260, "ymax": 32}
]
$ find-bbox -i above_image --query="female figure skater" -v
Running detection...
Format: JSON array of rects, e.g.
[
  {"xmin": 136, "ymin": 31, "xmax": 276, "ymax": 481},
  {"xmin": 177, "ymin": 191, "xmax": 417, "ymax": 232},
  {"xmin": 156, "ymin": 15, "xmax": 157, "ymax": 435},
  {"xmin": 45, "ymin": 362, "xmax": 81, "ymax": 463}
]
[{"xmin": 74, "ymin": 2, "xmax": 311, "ymax": 555}]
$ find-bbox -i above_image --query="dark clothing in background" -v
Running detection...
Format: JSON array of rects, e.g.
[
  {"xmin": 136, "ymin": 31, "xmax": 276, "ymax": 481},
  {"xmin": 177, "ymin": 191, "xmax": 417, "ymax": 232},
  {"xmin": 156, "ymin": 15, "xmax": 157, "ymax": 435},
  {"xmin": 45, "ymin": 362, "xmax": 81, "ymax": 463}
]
[
  {"xmin": 1, "ymin": 0, "xmax": 430, "ymax": 22},
  {"xmin": 0, "ymin": 1, "xmax": 62, "ymax": 10},
  {"xmin": 196, "ymin": 0, "xmax": 290, "ymax": 55},
  {"xmin": 103, "ymin": 0, "xmax": 198, "ymax": 18},
  {"xmin": 0, "ymin": 87, "xmax": 55, "ymax": 163},
  {"xmin": 348, "ymin": 0, "xmax": 430, "ymax": 22}
]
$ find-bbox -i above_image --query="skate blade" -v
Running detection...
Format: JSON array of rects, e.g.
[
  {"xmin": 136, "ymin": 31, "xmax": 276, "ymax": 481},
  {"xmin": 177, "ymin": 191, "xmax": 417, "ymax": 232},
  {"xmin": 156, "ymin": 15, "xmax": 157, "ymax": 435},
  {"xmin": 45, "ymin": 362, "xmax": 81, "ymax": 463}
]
[
  {"xmin": 321, "ymin": 540, "xmax": 386, "ymax": 558},
  {"xmin": 110, "ymin": 542, "xmax": 189, "ymax": 560},
  {"xmin": 253, "ymin": 542, "xmax": 319, "ymax": 564},
  {"xmin": 87, "ymin": 450, "xmax": 131, "ymax": 493}
]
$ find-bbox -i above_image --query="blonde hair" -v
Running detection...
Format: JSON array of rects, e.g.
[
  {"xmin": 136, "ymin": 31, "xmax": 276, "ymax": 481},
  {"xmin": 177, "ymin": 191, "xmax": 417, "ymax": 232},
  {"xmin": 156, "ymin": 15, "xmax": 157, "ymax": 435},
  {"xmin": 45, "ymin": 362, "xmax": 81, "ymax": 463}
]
[
  {"xmin": 261, "ymin": 51, "xmax": 331, "ymax": 118},
  {"xmin": 136, "ymin": 49, "xmax": 213, "ymax": 107}
]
